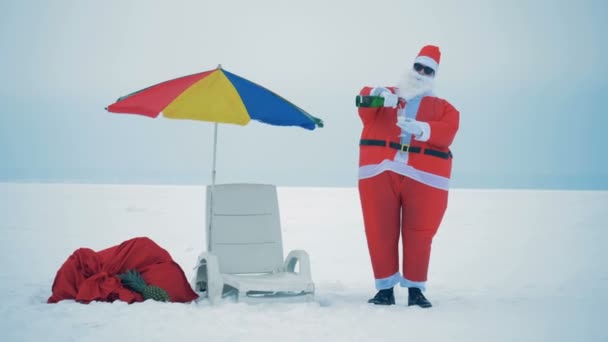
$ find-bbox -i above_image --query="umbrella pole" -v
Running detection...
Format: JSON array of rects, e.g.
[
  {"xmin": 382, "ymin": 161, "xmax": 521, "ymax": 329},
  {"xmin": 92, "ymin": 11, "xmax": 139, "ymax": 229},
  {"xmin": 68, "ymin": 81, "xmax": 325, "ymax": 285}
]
[
  {"xmin": 212, "ymin": 122, "xmax": 218, "ymax": 188},
  {"xmin": 208, "ymin": 122, "xmax": 218, "ymax": 251}
]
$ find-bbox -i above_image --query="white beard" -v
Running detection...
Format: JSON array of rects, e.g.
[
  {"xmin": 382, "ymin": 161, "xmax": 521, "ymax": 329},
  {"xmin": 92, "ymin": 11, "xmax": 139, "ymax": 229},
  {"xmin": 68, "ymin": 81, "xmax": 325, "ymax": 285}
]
[{"xmin": 396, "ymin": 69, "xmax": 435, "ymax": 101}]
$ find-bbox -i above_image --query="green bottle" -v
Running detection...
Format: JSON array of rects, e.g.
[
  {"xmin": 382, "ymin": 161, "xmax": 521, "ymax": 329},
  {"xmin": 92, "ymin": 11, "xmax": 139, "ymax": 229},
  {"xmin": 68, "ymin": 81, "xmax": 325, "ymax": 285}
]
[{"xmin": 356, "ymin": 95, "xmax": 384, "ymax": 108}]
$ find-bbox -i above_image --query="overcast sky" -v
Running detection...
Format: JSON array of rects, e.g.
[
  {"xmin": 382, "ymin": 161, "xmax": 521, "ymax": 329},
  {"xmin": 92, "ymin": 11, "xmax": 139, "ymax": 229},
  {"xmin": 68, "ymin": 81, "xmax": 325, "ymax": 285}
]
[{"xmin": 1, "ymin": 0, "xmax": 606, "ymax": 189}]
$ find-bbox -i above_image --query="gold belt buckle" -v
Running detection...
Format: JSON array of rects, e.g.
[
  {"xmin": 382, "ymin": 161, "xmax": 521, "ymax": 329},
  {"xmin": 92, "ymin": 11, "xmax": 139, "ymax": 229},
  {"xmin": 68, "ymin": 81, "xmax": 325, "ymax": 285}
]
[{"xmin": 400, "ymin": 144, "xmax": 409, "ymax": 152}]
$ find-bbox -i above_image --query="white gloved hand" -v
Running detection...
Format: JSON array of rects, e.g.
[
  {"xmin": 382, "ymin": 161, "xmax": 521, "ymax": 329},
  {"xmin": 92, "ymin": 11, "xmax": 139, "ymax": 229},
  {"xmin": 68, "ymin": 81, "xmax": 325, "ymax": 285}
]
[
  {"xmin": 380, "ymin": 91, "xmax": 399, "ymax": 108},
  {"xmin": 369, "ymin": 87, "xmax": 387, "ymax": 96},
  {"xmin": 369, "ymin": 87, "xmax": 399, "ymax": 108},
  {"xmin": 396, "ymin": 117, "xmax": 423, "ymax": 137}
]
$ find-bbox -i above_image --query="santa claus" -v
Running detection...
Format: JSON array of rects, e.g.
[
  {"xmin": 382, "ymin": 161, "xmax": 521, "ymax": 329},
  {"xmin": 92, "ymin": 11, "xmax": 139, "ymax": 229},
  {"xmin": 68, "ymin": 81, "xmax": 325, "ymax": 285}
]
[{"xmin": 357, "ymin": 45, "xmax": 459, "ymax": 308}]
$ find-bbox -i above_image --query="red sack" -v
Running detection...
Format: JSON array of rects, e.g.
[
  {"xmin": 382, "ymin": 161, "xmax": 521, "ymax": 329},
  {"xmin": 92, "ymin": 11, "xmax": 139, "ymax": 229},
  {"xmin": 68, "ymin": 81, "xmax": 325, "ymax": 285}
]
[{"xmin": 48, "ymin": 237, "xmax": 198, "ymax": 304}]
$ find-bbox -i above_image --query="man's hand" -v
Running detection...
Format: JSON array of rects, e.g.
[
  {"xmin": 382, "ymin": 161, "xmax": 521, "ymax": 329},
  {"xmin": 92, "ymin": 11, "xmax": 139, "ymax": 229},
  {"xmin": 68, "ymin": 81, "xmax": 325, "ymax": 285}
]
[
  {"xmin": 369, "ymin": 87, "xmax": 399, "ymax": 108},
  {"xmin": 380, "ymin": 91, "xmax": 399, "ymax": 108},
  {"xmin": 397, "ymin": 118, "xmax": 424, "ymax": 137}
]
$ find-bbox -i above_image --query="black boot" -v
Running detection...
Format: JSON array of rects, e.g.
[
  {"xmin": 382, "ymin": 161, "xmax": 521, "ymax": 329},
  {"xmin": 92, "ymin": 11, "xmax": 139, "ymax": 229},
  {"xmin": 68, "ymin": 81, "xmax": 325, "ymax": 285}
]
[
  {"xmin": 408, "ymin": 287, "xmax": 432, "ymax": 308},
  {"xmin": 367, "ymin": 288, "xmax": 395, "ymax": 305}
]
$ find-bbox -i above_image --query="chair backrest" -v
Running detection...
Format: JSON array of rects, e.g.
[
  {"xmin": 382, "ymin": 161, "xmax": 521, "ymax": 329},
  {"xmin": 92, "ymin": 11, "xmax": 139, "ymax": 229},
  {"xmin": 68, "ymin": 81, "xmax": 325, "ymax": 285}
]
[{"xmin": 206, "ymin": 183, "xmax": 284, "ymax": 274}]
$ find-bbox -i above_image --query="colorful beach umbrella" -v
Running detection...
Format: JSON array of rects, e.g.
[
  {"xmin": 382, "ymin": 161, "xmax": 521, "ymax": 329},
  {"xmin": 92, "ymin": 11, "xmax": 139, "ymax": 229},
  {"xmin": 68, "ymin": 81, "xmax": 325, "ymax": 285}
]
[
  {"xmin": 106, "ymin": 65, "xmax": 323, "ymax": 130},
  {"xmin": 105, "ymin": 65, "xmax": 323, "ymax": 187}
]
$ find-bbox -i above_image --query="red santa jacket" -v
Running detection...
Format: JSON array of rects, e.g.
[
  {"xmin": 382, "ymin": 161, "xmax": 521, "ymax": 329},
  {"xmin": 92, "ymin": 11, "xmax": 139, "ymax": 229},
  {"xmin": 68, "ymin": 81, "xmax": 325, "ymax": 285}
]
[{"xmin": 358, "ymin": 86, "xmax": 459, "ymax": 189}]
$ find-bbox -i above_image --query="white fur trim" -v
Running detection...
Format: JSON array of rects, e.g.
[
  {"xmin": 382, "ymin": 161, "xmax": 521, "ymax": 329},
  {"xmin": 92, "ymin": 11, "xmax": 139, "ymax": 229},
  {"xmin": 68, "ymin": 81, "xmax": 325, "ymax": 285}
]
[
  {"xmin": 415, "ymin": 121, "xmax": 431, "ymax": 142},
  {"xmin": 375, "ymin": 272, "xmax": 401, "ymax": 290},
  {"xmin": 400, "ymin": 277, "xmax": 427, "ymax": 291},
  {"xmin": 414, "ymin": 56, "xmax": 438, "ymax": 72},
  {"xmin": 358, "ymin": 161, "xmax": 450, "ymax": 190}
]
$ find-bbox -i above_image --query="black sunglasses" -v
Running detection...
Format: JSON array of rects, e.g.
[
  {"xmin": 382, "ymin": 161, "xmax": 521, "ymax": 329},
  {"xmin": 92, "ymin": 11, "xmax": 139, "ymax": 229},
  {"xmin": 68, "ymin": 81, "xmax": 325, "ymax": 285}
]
[{"xmin": 413, "ymin": 63, "xmax": 435, "ymax": 75}]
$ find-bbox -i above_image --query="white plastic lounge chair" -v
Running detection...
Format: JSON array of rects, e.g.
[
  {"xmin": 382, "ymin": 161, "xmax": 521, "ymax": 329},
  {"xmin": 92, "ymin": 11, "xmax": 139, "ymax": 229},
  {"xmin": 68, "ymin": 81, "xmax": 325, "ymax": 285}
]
[{"xmin": 192, "ymin": 183, "xmax": 315, "ymax": 304}]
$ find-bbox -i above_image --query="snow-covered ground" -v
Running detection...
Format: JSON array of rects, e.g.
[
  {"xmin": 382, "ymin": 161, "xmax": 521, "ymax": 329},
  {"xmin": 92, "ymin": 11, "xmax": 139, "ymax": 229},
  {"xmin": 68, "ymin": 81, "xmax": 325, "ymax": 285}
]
[{"xmin": 0, "ymin": 183, "xmax": 606, "ymax": 342}]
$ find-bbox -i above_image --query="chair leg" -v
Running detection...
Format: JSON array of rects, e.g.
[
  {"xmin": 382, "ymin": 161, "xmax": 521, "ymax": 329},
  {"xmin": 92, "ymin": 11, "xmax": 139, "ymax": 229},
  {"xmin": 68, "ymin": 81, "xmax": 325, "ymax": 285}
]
[{"xmin": 193, "ymin": 253, "xmax": 223, "ymax": 304}]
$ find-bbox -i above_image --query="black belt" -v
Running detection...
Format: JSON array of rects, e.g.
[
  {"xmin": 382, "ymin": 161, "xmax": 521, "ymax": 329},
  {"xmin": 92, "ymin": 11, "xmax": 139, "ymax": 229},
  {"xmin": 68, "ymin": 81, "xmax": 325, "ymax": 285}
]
[{"xmin": 360, "ymin": 139, "xmax": 452, "ymax": 159}]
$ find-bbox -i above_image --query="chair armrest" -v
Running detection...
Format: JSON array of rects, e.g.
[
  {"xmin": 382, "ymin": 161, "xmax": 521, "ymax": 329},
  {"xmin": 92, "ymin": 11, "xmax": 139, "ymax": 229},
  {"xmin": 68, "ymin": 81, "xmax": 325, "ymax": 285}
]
[
  {"xmin": 192, "ymin": 252, "xmax": 223, "ymax": 304},
  {"xmin": 283, "ymin": 250, "xmax": 312, "ymax": 279}
]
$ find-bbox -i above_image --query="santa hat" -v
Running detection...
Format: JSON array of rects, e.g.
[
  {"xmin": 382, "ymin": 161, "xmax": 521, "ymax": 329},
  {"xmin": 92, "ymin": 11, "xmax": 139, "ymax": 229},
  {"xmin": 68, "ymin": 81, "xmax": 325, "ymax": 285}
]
[{"xmin": 414, "ymin": 45, "xmax": 441, "ymax": 73}]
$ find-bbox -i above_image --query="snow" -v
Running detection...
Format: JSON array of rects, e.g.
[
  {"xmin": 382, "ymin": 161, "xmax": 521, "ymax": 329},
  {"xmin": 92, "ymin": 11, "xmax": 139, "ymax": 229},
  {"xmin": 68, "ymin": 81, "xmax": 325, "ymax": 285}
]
[{"xmin": 1, "ymin": 183, "xmax": 607, "ymax": 342}]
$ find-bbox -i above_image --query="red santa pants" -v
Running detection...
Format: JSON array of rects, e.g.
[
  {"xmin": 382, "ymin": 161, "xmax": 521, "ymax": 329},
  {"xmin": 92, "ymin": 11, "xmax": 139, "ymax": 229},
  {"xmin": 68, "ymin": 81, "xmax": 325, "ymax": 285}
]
[{"xmin": 358, "ymin": 170, "xmax": 448, "ymax": 288}]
